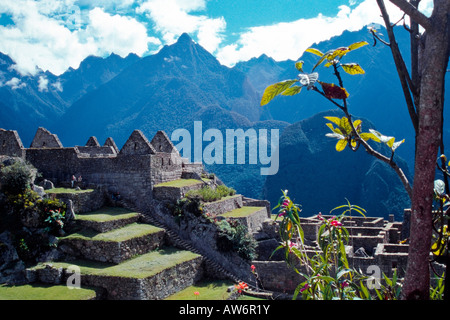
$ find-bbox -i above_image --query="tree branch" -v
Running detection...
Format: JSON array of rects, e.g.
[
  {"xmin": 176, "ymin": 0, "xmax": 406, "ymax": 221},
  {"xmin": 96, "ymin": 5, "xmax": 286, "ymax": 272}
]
[
  {"xmin": 387, "ymin": 0, "xmax": 432, "ymax": 30},
  {"xmin": 377, "ymin": 0, "xmax": 419, "ymax": 133}
]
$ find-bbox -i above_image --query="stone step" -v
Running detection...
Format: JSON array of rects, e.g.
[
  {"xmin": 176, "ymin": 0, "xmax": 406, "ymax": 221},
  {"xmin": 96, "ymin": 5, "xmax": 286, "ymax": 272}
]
[
  {"xmin": 30, "ymin": 247, "xmax": 204, "ymax": 300},
  {"xmin": 59, "ymin": 223, "xmax": 165, "ymax": 264},
  {"xmin": 75, "ymin": 207, "xmax": 142, "ymax": 233},
  {"xmin": 219, "ymin": 206, "xmax": 269, "ymax": 234},
  {"xmin": 153, "ymin": 178, "xmax": 205, "ymax": 201}
]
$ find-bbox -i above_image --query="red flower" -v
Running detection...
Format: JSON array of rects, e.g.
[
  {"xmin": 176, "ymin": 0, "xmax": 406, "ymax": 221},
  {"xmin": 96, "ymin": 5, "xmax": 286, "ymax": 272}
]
[
  {"xmin": 251, "ymin": 265, "xmax": 256, "ymax": 272},
  {"xmin": 300, "ymin": 283, "xmax": 310, "ymax": 293},
  {"xmin": 331, "ymin": 219, "xmax": 342, "ymax": 227},
  {"xmin": 235, "ymin": 282, "xmax": 248, "ymax": 293}
]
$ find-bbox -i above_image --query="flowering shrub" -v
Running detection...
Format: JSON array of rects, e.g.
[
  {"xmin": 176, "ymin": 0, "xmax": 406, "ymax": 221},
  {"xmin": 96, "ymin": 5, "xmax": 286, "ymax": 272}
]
[{"xmin": 273, "ymin": 190, "xmax": 369, "ymax": 300}]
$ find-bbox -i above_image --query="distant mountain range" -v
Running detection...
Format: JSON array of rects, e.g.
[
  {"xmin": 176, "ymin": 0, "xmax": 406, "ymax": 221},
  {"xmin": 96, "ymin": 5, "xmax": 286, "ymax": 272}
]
[{"xmin": 1, "ymin": 26, "xmax": 448, "ymax": 218}]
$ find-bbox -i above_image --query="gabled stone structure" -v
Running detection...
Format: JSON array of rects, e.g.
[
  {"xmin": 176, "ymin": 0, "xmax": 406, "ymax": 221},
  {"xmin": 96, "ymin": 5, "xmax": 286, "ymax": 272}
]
[
  {"xmin": 0, "ymin": 127, "xmax": 196, "ymax": 210},
  {"xmin": 30, "ymin": 127, "xmax": 63, "ymax": 149},
  {"xmin": 0, "ymin": 129, "xmax": 25, "ymax": 157}
]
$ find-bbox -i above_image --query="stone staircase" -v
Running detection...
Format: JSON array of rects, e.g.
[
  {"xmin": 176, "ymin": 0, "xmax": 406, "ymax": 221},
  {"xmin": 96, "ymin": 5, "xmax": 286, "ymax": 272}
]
[
  {"xmin": 26, "ymin": 178, "xmax": 273, "ymax": 300},
  {"xmin": 27, "ymin": 207, "xmax": 204, "ymax": 300}
]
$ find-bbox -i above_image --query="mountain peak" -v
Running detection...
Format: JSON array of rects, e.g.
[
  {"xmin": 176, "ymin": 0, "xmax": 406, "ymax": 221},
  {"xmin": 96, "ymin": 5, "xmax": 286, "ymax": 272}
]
[{"xmin": 176, "ymin": 33, "xmax": 194, "ymax": 45}]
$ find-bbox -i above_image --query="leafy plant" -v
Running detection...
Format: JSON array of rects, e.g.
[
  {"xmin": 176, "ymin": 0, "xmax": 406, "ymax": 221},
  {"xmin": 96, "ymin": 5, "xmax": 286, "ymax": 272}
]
[
  {"xmin": 373, "ymin": 270, "xmax": 402, "ymax": 300},
  {"xmin": 430, "ymin": 272, "xmax": 445, "ymax": 300},
  {"xmin": 216, "ymin": 218, "xmax": 257, "ymax": 261},
  {"xmin": 0, "ymin": 160, "xmax": 35, "ymax": 195},
  {"xmin": 272, "ymin": 190, "xmax": 368, "ymax": 300},
  {"xmin": 185, "ymin": 185, "xmax": 236, "ymax": 202}
]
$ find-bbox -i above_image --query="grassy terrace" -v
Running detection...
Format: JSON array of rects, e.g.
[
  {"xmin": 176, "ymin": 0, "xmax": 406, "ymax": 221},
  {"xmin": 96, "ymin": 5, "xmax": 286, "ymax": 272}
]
[
  {"xmin": 153, "ymin": 179, "xmax": 203, "ymax": 188},
  {"xmin": 61, "ymin": 223, "xmax": 162, "ymax": 242},
  {"xmin": 165, "ymin": 279, "xmax": 234, "ymax": 300},
  {"xmin": 75, "ymin": 207, "xmax": 140, "ymax": 223},
  {"xmin": 45, "ymin": 187, "xmax": 94, "ymax": 194},
  {"xmin": 0, "ymin": 284, "xmax": 97, "ymax": 300},
  {"xmin": 220, "ymin": 206, "xmax": 263, "ymax": 218},
  {"xmin": 45, "ymin": 247, "xmax": 201, "ymax": 279}
]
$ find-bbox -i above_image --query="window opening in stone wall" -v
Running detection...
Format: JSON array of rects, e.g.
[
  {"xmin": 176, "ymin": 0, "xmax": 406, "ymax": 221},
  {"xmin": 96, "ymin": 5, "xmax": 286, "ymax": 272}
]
[{"xmin": 392, "ymin": 260, "xmax": 398, "ymax": 271}]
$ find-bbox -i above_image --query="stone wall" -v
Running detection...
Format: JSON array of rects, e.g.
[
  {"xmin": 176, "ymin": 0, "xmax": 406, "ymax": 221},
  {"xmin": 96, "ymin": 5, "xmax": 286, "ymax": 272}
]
[
  {"xmin": 50, "ymin": 189, "xmax": 105, "ymax": 214},
  {"xmin": 30, "ymin": 127, "xmax": 63, "ymax": 149},
  {"xmin": 150, "ymin": 152, "xmax": 183, "ymax": 185},
  {"xmin": 0, "ymin": 129, "xmax": 25, "ymax": 158}
]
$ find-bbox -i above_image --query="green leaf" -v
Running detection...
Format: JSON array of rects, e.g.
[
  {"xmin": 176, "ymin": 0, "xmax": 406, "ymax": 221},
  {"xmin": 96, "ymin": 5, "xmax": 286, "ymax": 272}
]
[
  {"xmin": 348, "ymin": 41, "xmax": 369, "ymax": 51},
  {"xmin": 261, "ymin": 79, "xmax": 298, "ymax": 106},
  {"xmin": 391, "ymin": 139, "xmax": 405, "ymax": 151},
  {"xmin": 336, "ymin": 139, "xmax": 348, "ymax": 152},
  {"xmin": 340, "ymin": 117, "xmax": 352, "ymax": 134},
  {"xmin": 281, "ymin": 85, "xmax": 302, "ymax": 96},
  {"xmin": 337, "ymin": 268, "xmax": 352, "ymax": 280},
  {"xmin": 359, "ymin": 132, "xmax": 378, "ymax": 142},
  {"xmin": 324, "ymin": 116, "xmax": 342, "ymax": 127},
  {"xmin": 341, "ymin": 63, "xmax": 365, "ymax": 75},
  {"xmin": 434, "ymin": 179, "xmax": 446, "ymax": 196},
  {"xmin": 386, "ymin": 137, "xmax": 396, "ymax": 149},
  {"xmin": 326, "ymin": 132, "xmax": 345, "ymax": 140},
  {"xmin": 369, "ymin": 129, "xmax": 396, "ymax": 146},
  {"xmin": 295, "ymin": 61, "xmax": 304, "ymax": 72},
  {"xmin": 305, "ymin": 47, "xmax": 324, "ymax": 57},
  {"xmin": 353, "ymin": 119, "xmax": 362, "ymax": 130},
  {"xmin": 328, "ymin": 47, "xmax": 350, "ymax": 61}
]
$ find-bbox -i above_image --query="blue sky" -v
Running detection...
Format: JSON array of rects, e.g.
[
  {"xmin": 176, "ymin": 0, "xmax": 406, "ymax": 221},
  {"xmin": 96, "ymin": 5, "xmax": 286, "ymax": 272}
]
[{"xmin": 0, "ymin": 0, "xmax": 433, "ymax": 76}]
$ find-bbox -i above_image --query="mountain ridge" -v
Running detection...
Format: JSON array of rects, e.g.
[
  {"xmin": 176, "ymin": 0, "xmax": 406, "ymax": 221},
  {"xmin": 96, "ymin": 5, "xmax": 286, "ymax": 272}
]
[{"xmin": 0, "ymin": 28, "xmax": 447, "ymax": 206}]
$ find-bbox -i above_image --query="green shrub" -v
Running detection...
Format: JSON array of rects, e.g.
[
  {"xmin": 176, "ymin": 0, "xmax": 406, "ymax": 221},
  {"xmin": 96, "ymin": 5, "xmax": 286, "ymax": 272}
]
[
  {"xmin": 0, "ymin": 160, "xmax": 35, "ymax": 195},
  {"xmin": 185, "ymin": 185, "xmax": 236, "ymax": 202},
  {"xmin": 216, "ymin": 218, "xmax": 257, "ymax": 261}
]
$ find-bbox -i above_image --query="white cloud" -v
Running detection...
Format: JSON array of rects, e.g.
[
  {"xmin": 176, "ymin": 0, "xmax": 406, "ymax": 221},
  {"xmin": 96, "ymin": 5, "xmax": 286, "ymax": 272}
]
[
  {"xmin": 38, "ymin": 75, "xmax": 49, "ymax": 92},
  {"xmin": 5, "ymin": 77, "xmax": 26, "ymax": 89},
  {"xmin": 84, "ymin": 7, "xmax": 160, "ymax": 58},
  {"xmin": 0, "ymin": 0, "xmax": 434, "ymax": 75},
  {"xmin": 52, "ymin": 80, "xmax": 63, "ymax": 92},
  {"xmin": 0, "ymin": 0, "xmax": 159, "ymax": 75},
  {"xmin": 215, "ymin": 0, "xmax": 430, "ymax": 67},
  {"xmin": 137, "ymin": 0, "xmax": 226, "ymax": 53}
]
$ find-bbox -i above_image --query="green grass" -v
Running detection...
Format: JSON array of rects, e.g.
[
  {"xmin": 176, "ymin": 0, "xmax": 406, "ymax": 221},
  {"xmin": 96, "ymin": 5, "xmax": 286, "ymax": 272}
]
[
  {"xmin": 185, "ymin": 185, "xmax": 237, "ymax": 202},
  {"xmin": 61, "ymin": 223, "xmax": 163, "ymax": 242},
  {"xmin": 75, "ymin": 207, "xmax": 140, "ymax": 223},
  {"xmin": 45, "ymin": 247, "xmax": 201, "ymax": 279},
  {"xmin": 154, "ymin": 179, "xmax": 203, "ymax": 188},
  {"xmin": 0, "ymin": 284, "xmax": 97, "ymax": 300},
  {"xmin": 220, "ymin": 206, "xmax": 263, "ymax": 218},
  {"xmin": 45, "ymin": 187, "xmax": 94, "ymax": 194},
  {"xmin": 165, "ymin": 279, "xmax": 269, "ymax": 300},
  {"xmin": 165, "ymin": 279, "xmax": 234, "ymax": 300}
]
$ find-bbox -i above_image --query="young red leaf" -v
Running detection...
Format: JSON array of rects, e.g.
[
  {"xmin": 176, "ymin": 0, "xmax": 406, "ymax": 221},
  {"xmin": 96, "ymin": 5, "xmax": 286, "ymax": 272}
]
[{"xmin": 320, "ymin": 82, "xmax": 349, "ymax": 100}]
